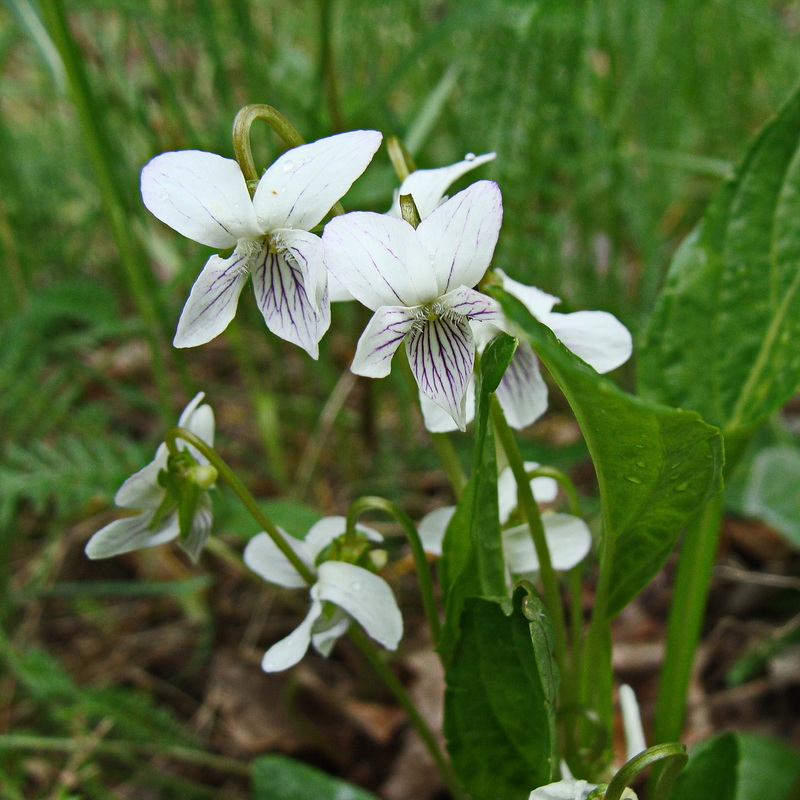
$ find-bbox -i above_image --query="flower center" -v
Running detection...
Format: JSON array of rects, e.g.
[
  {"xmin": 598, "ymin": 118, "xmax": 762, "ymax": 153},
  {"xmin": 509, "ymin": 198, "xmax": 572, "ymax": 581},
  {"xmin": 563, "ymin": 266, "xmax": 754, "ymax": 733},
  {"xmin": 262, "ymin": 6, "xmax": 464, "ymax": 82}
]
[{"xmin": 409, "ymin": 299, "xmax": 464, "ymax": 334}]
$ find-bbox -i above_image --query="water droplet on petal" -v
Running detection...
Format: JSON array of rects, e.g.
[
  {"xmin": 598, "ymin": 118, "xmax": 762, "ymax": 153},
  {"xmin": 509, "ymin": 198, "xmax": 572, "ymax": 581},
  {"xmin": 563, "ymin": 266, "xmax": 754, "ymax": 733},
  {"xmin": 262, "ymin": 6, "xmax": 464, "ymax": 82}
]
[
  {"xmin": 350, "ymin": 581, "xmax": 362, "ymax": 591},
  {"xmin": 465, "ymin": 152, "xmax": 476, "ymax": 161},
  {"xmin": 283, "ymin": 160, "xmax": 295, "ymax": 173},
  {"xmin": 264, "ymin": 661, "xmax": 275, "ymax": 670},
  {"xmin": 279, "ymin": 185, "xmax": 287, "ymax": 192}
]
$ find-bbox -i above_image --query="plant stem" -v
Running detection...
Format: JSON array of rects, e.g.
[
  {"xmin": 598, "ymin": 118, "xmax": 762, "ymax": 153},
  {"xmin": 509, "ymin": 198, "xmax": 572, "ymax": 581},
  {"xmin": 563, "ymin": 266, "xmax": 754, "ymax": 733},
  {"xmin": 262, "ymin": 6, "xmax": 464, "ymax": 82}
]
[
  {"xmin": 653, "ymin": 491, "xmax": 724, "ymax": 745},
  {"xmin": 38, "ymin": 0, "xmax": 174, "ymax": 421},
  {"xmin": 347, "ymin": 626, "xmax": 466, "ymax": 800},
  {"xmin": 164, "ymin": 427, "xmax": 316, "ymax": 585},
  {"xmin": 318, "ymin": 0, "xmax": 343, "ymax": 130},
  {"xmin": 490, "ymin": 398, "xmax": 568, "ymax": 674},
  {"xmin": 346, "ymin": 496, "xmax": 441, "ymax": 642}
]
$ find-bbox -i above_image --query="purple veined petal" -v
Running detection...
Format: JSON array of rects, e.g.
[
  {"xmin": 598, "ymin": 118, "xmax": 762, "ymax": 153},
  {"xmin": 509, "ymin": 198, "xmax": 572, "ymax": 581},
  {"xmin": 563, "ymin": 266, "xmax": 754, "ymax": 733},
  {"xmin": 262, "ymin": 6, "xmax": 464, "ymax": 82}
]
[
  {"xmin": 497, "ymin": 461, "xmax": 558, "ymax": 525},
  {"xmin": 351, "ymin": 306, "xmax": 417, "ymax": 378},
  {"xmin": 251, "ymin": 246, "xmax": 330, "ymax": 359},
  {"xmin": 114, "ymin": 458, "xmax": 165, "ymax": 509},
  {"xmin": 418, "ymin": 505, "xmax": 457, "ymax": 556},
  {"xmin": 305, "ymin": 516, "xmax": 382, "ymax": 562},
  {"xmin": 243, "ymin": 530, "xmax": 313, "ymax": 589},
  {"xmin": 440, "ymin": 285, "xmax": 504, "ymax": 324},
  {"xmin": 85, "ymin": 510, "xmax": 179, "ymax": 560},
  {"xmin": 406, "ymin": 315, "xmax": 474, "ymax": 431},
  {"xmin": 416, "ymin": 181, "xmax": 503, "ymax": 295},
  {"xmin": 503, "ymin": 513, "xmax": 592, "ymax": 575},
  {"xmin": 261, "ymin": 594, "xmax": 324, "ymax": 672},
  {"xmin": 495, "ymin": 268, "xmax": 560, "ymax": 318},
  {"xmin": 270, "ymin": 228, "xmax": 326, "ymax": 310},
  {"xmin": 545, "ymin": 310, "xmax": 632, "ymax": 373},
  {"xmin": 419, "ymin": 377, "xmax": 476, "ymax": 433},
  {"xmin": 387, "ymin": 152, "xmax": 497, "ymax": 219},
  {"xmin": 316, "ymin": 562, "xmax": 403, "ymax": 650},
  {"xmin": 495, "ymin": 341, "xmax": 549, "ymax": 430},
  {"xmin": 310, "ymin": 611, "xmax": 350, "ymax": 657},
  {"xmin": 173, "ymin": 248, "xmax": 251, "ymax": 348},
  {"xmin": 179, "ymin": 492, "xmax": 213, "ymax": 562},
  {"xmin": 140, "ymin": 150, "xmax": 261, "ymax": 248},
  {"xmin": 323, "ymin": 211, "xmax": 438, "ymax": 310},
  {"xmin": 253, "ymin": 130, "xmax": 383, "ymax": 231}
]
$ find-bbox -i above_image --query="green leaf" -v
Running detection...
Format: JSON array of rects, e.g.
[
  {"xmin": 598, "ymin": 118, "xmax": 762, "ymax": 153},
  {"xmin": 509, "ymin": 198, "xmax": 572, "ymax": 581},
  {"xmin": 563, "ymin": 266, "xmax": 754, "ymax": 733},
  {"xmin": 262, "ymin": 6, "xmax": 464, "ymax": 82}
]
[
  {"xmin": 639, "ymin": 85, "xmax": 800, "ymax": 435},
  {"xmin": 670, "ymin": 732, "xmax": 800, "ymax": 800},
  {"xmin": 741, "ymin": 445, "xmax": 800, "ymax": 550},
  {"xmin": 444, "ymin": 584, "xmax": 558, "ymax": 800},
  {"xmin": 251, "ymin": 754, "xmax": 380, "ymax": 800},
  {"xmin": 438, "ymin": 333, "xmax": 516, "ymax": 662},
  {"xmin": 492, "ymin": 289, "xmax": 724, "ymax": 617}
]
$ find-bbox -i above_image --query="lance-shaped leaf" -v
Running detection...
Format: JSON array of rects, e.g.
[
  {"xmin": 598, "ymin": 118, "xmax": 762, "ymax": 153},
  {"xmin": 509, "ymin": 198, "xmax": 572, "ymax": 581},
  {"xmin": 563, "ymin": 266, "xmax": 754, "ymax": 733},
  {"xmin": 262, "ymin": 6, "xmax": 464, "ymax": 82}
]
[
  {"xmin": 639, "ymin": 86, "xmax": 800, "ymax": 436},
  {"xmin": 438, "ymin": 333, "xmax": 516, "ymax": 663},
  {"xmin": 444, "ymin": 584, "xmax": 559, "ymax": 800},
  {"xmin": 492, "ymin": 289, "xmax": 724, "ymax": 618}
]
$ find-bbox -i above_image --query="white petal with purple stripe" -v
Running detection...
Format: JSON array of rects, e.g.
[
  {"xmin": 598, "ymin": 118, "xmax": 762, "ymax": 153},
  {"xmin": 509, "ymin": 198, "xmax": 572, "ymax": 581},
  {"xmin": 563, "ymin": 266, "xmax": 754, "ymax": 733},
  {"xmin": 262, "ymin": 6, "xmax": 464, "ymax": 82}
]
[
  {"xmin": 351, "ymin": 306, "xmax": 417, "ymax": 378},
  {"xmin": 495, "ymin": 341, "xmax": 549, "ymax": 430}
]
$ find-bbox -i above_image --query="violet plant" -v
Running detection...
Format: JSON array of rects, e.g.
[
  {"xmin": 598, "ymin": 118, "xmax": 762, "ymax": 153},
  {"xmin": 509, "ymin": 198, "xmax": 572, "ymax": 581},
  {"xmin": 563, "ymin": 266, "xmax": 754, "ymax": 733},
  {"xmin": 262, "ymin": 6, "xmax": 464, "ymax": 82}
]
[{"xmin": 84, "ymin": 89, "xmax": 800, "ymax": 800}]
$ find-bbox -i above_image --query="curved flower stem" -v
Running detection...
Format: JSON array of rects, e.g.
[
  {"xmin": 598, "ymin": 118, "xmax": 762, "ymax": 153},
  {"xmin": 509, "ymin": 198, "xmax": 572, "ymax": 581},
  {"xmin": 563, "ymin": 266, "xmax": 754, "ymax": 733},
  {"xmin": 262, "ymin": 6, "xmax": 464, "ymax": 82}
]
[
  {"xmin": 164, "ymin": 427, "xmax": 316, "ymax": 585},
  {"xmin": 490, "ymin": 398, "xmax": 568, "ymax": 674},
  {"xmin": 346, "ymin": 496, "xmax": 441, "ymax": 642},
  {"xmin": 604, "ymin": 743, "xmax": 687, "ymax": 800},
  {"xmin": 527, "ymin": 465, "xmax": 582, "ymax": 518},
  {"xmin": 348, "ymin": 625, "xmax": 466, "ymax": 800}
]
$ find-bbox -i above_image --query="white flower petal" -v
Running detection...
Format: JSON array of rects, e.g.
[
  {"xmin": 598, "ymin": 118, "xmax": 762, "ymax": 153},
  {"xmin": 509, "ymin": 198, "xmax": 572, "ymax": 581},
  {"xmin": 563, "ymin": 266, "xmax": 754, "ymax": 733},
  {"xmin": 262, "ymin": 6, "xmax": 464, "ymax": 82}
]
[
  {"xmin": 503, "ymin": 513, "xmax": 592, "ymax": 575},
  {"xmin": 311, "ymin": 611, "xmax": 350, "ymax": 657},
  {"xmin": 327, "ymin": 271, "xmax": 356, "ymax": 303},
  {"xmin": 305, "ymin": 516, "xmax": 382, "ymax": 561},
  {"xmin": 179, "ymin": 492, "xmax": 213, "ymax": 562},
  {"xmin": 546, "ymin": 310, "xmax": 632, "ymax": 373},
  {"xmin": 243, "ymin": 530, "xmax": 313, "ymax": 589},
  {"xmin": 85, "ymin": 511, "xmax": 179, "ymax": 560},
  {"xmin": 316, "ymin": 561, "xmax": 403, "ymax": 650},
  {"xmin": 495, "ymin": 341, "xmax": 549, "ymax": 430},
  {"xmin": 416, "ymin": 181, "xmax": 503, "ymax": 295},
  {"xmin": 388, "ymin": 152, "xmax": 497, "ymax": 219},
  {"xmin": 140, "ymin": 150, "xmax": 261, "ymax": 248},
  {"xmin": 351, "ymin": 306, "xmax": 416, "ymax": 378},
  {"xmin": 497, "ymin": 462, "xmax": 557, "ymax": 524},
  {"xmin": 406, "ymin": 315, "xmax": 474, "ymax": 432},
  {"xmin": 528, "ymin": 778, "xmax": 597, "ymax": 800},
  {"xmin": 173, "ymin": 249, "xmax": 250, "ymax": 348},
  {"xmin": 251, "ymin": 246, "xmax": 329, "ymax": 358},
  {"xmin": 418, "ymin": 506, "xmax": 456, "ymax": 556},
  {"xmin": 419, "ymin": 381, "xmax": 476, "ymax": 433},
  {"xmin": 261, "ymin": 595, "xmax": 324, "ymax": 672},
  {"xmin": 323, "ymin": 211, "xmax": 438, "ymax": 310},
  {"xmin": 253, "ymin": 130, "xmax": 383, "ymax": 231},
  {"xmin": 495, "ymin": 268, "xmax": 560, "ymax": 318},
  {"xmin": 620, "ymin": 684, "xmax": 647, "ymax": 761},
  {"xmin": 439, "ymin": 286, "xmax": 504, "ymax": 324},
  {"xmin": 114, "ymin": 458, "xmax": 165, "ymax": 510}
]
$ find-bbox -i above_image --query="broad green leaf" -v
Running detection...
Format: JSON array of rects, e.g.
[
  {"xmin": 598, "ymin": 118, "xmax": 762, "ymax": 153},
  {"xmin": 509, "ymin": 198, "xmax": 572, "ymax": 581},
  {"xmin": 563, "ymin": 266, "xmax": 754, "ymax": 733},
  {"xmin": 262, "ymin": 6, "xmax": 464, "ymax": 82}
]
[
  {"xmin": 492, "ymin": 289, "xmax": 724, "ymax": 617},
  {"xmin": 438, "ymin": 333, "xmax": 516, "ymax": 662},
  {"xmin": 741, "ymin": 445, "xmax": 800, "ymax": 550},
  {"xmin": 444, "ymin": 584, "xmax": 558, "ymax": 800},
  {"xmin": 639, "ymin": 86, "xmax": 800, "ymax": 435},
  {"xmin": 251, "ymin": 754, "xmax": 381, "ymax": 800},
  {"xmin": 670, "ymin": 732, "xmax": 800, "ymax": 800}
]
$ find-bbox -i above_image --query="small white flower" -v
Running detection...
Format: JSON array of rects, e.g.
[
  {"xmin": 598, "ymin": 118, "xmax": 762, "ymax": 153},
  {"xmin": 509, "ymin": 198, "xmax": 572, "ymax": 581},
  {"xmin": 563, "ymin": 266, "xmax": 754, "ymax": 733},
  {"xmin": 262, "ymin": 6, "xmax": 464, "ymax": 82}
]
[
  {"xmin": 323, "ymin": 181, "xmax": 504, "ymax": 430},
  {"xmin": 528, "ymin": 778, "xmax": 598, "ymax": 800},
  {"xmin": 244, "ymin": 517, "xmax": 403, "ymax": 672},
  {"xmin": 419, "ymin": 462, "xmax": 591, "ymax": 575},
  {"xmin": 328, "ymin": 151, "xmax": 496, "ymax": 302},
  {"xmin": 140, "ymin": 131, "xmax": 382, "ymax": 356},
  {"xmin": 85, "ymin": 393, "xmax": 215, "ymax": 561}
]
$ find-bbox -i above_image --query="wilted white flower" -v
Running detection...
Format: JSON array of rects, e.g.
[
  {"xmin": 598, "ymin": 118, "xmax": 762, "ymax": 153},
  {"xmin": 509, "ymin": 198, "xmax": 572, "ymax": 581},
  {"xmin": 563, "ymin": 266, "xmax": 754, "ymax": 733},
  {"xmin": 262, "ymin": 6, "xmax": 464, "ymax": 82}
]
[
  {"xmin": 244, "ymin": 517, "xmax": 403, "ymax": 672},
  {"xmin": 140, "ymin": 131, "xmax": 382, "ymax": 356}
]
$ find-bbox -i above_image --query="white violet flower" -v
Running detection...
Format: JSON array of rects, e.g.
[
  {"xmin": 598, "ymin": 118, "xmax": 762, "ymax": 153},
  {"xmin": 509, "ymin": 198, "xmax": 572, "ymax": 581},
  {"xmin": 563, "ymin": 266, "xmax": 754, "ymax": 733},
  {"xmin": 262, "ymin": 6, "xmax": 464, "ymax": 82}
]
[
  {"xmin": 244, "ymin": 516, "xmax": 403, "ymax": 672},
  {"xmin": 328, "ymin": 151, "xmax": 496, "ymax": 302},
  {"xmin": 140, "ymin": 130, "xmax": 382, "ymax": 356},
  {"xmin": 323, "ymin": 180, "xmax": 504, "ymax": 430},
  {"xmin": 419, "ymin": 462, "xmax": 592, "ymax": 575},
  {"xmin": 85, "ymin": 393, "xmax": 215, "ymax": 561}
]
